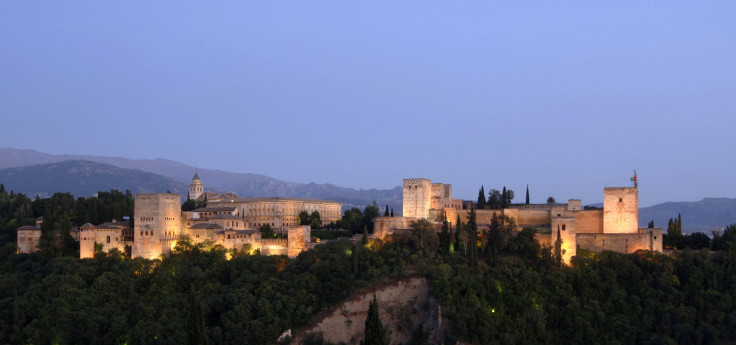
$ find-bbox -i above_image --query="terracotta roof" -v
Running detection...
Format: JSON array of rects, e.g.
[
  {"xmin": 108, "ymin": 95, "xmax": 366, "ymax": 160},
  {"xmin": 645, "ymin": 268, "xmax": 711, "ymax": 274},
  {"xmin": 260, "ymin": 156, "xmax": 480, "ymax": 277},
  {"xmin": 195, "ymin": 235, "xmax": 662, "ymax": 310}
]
[
  {"xmin": 192, "ymin": 207, "xmax": 237, "ymax": 212},
  {"xmin": 80, "ymin": 223, "xmax": 96, "ymax": 229},
  {"xmin": 208, "ymin": 214, "xmax": 241, "ymax": 220},
  {"xmin": 215, "ymin": 229, "xmax": 258, "ymax": 235},
  {"xmin": 190, "ymin": 223, "xmax": 224, "ymax": 230},
  {"xmin": 17, "ymin": 225, "xmax": 39, "ymax": 231}
]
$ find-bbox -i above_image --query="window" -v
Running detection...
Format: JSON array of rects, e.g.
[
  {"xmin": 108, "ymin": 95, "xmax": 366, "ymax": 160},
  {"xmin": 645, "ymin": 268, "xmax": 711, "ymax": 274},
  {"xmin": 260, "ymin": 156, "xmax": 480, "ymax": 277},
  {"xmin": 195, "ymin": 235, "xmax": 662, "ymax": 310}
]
[
  {"xmin": 562, "ymin": 224, "xmax": 566, "ymax": 230},
  {"xmin": 619, "ymin": 198, "xmax": 623, "ymax": 202},
  {"xmin": 106, "ymin": 236, "xmax": 110, "ymax": 243}
]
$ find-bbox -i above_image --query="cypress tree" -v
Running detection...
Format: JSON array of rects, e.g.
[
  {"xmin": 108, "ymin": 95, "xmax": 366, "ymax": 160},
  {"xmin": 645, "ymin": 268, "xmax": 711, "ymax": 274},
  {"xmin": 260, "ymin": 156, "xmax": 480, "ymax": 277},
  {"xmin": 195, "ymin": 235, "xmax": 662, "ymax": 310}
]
[
  {"xmin": 188, "ymin": 285, "xmax": 208, "ymax": 345},
  {"xmin": 526, "ymin": 184, "xmax": 530, "ymax": 205},
  {"xmin": 501, "ymin": 187, "xmax": 508, "ymax": 209},
  {"xmin": 554, "ymin": 225, "xmax": 563, "ymax": 266},
  {"xmin": 384, "ymin": 204, "xmax": 389, "ymax": 217},
  {"xmin": 363, "ymin": 294, "xmax": 389, "ymax": 345},
  {"xmin": 468, "ymin": 207, "xmax": 478, "ymax": 268},
  {"xmin": 362, "ymin": 226, "xmax": 369, "ymax": 245},
  {"xmin": 390, "ymin": 209, "xmax": 394, "ymax": 217},
  {"xmin": 477, "ymin": 186, "xmax": 486, "ymax": 209}
]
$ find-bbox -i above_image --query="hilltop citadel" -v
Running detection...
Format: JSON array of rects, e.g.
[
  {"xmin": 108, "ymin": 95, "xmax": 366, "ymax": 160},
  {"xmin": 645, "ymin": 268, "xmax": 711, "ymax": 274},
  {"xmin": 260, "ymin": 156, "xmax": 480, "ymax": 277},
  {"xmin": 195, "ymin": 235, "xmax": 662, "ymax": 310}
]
[{"xmin": 17, "ymin": 173, "xmax": 662, "ymax": 262}]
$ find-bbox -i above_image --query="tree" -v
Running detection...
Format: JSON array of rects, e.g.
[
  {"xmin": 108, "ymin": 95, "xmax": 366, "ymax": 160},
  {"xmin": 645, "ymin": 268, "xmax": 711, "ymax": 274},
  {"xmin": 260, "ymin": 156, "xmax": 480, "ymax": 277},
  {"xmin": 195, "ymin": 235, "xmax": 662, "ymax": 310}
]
[
  {"xmin": 390, "ymin": 209, "xmax": 394, "ymax": 217},
  {"xmin": 553, "ymin": 225, "xmax": 563, "ymax": 266},
  {"xmin": 648, "ymin": 220, "xmax": 654, "ymax": 228},
  {"xmin": 259, "ymin": 224, "xmax": 275, "ymax": 238},
  {"xmin": 384, "ymin": 205, "xmax": 389, "ymax": 217},
  {"xmin": 187, "ymin": 285, "xmax": 208, "ymax": 345},
  {"xmin": 310, "ymin": 211, "xmax": 322, "ymax": 229},
  {"xmin": 547, "ymin": 196, "xmax": 556, "ymax": 204},
  {"xmin": 439, "ymin": 219, "xmax": 451, "ymax": 255},
  {"xmin": 477, "ymin": 186, "xmax": 486, "ymax": 210},
  {"xmin": 362, "ymin": 295, "xmax": 389, "ymax": 345},
  {"xmin": 501, "ymin": 187, "xmax": 508, "ymax": 209},
  {"xmin": 363, "ymin": 203, "xmax": 381, "ymax": 233},
  {"xmin": 664, "ymin": 215, "xmax": 683, "ymax": 249},
  {"xmin": 505, "ymin": 189, "xmax": 515, "ymax": 206},
  {"xmin": 298, "ymin": 211, "xmax": 311, "ymax": 226},
  {"xmin": 525, "ymin": 184, "xmax": 530, "ymax": 205},
  {"xmin": 487, "ymin": 213, "xmax": 513, "ymax": 265},
  {"xmin": 487, "ymin": 189, "xmax": 501, "ymax": 210},
  {"xmin": 410, "ymin": 219, "xmax": 439, "ymax": 254},
  {"xmin": 467, "ymin": 207, "xmax": 478, "ymax": 268}
]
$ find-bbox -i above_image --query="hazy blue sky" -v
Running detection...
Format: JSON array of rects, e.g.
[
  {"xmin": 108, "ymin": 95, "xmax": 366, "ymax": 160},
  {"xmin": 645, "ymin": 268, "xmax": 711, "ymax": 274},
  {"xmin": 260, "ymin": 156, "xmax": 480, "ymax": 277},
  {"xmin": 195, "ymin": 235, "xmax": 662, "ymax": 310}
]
[{"xmin": 2, "ymin": 2, "xmax": 735, "ymax": 207}]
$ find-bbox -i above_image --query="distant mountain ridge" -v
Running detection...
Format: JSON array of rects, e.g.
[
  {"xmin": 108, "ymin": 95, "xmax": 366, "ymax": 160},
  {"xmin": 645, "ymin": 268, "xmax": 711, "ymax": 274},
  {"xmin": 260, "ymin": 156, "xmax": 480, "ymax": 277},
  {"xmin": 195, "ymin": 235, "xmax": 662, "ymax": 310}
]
[
  {"xmin": 639, "ymin": 197, "xmax": 736, "ymax": 233},
  {"xmin": 0, "ymin": 160, "xmax": 187, "ymax": 198},
  {"xmin": 0, "ymin": 148, "xmax": 402, "ymax": 210}
]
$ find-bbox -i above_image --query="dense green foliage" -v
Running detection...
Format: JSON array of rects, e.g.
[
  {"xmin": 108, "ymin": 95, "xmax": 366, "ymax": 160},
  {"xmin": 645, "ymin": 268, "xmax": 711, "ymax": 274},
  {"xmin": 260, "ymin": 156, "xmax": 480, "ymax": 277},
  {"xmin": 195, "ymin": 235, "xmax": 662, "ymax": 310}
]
[
  {"xmin": 0, "ymin": 188, "xmax": 134, "ymax": 251},
  {"xmin": 431, "ymin": 248, "xmax": 736, "ymax": 344},
  {"xmin": 362, "ymin": 294, "xmax": 389, "ymax": 345},
  {"xmin": 0, "ymin": 237, "xmax": 415, "ymax": 344}
]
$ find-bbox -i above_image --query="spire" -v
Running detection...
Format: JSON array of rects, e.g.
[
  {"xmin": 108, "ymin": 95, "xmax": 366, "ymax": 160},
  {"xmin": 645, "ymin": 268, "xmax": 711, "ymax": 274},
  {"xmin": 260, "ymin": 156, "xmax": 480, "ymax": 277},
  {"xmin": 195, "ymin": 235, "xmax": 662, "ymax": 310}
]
[{"xmin": 192, "ymin": 168, "xmax": 200, "ymax": 181}]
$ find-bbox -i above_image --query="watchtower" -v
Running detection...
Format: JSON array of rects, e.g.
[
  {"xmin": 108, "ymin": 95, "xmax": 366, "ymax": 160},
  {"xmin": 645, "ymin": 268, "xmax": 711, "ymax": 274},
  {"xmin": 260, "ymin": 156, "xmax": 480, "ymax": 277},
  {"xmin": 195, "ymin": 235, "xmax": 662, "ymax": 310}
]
[
  {"xmin": 132, "ymin": 193, "xmax": 181, "ymax": 259},
  {"xmin": 403, "ymin": 178, "xmax": 432, "ymax": 219}
]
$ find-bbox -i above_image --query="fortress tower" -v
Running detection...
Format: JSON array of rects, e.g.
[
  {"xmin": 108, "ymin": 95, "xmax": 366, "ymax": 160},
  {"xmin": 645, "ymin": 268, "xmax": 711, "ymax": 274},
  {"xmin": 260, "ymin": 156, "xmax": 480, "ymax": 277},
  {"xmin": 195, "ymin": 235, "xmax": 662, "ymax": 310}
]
[
  {"xmin": 132, "ymin": 193, "xmax": 181, "ymax": 259},
  {"xmin": 602, "ymin": 187, "xmax": 638, "ymax": 234},
  {"xmin": 189, "ymin": 170, "xmax": 204, "ymax": 200},
  {"xmin": 403, "ymin": 178, "xmax": 432, "ymax": 218}
]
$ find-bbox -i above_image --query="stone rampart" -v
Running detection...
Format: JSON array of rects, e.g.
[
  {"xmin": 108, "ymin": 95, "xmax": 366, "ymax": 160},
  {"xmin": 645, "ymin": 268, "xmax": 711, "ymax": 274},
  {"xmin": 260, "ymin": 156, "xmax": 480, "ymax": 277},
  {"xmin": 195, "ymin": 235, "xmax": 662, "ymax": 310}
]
[{"xmin": 577, "ymin": 228, "xmax": 663, "ymax": 253}]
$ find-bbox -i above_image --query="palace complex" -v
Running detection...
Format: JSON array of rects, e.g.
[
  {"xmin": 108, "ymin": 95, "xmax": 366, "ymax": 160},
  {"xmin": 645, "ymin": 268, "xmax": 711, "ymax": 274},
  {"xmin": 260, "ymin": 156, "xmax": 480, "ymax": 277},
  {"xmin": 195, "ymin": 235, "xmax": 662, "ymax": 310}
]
[
  {"xmin": 375, "ymin": 176, "xmax": 663, "ymax": 263},
  {"xmin": 17, "ymin": 172, "xmax": 341, "ymax": 260},
  {"xmin": 17, "ymin": 172, "xmax": 663, "ymax": 264}
]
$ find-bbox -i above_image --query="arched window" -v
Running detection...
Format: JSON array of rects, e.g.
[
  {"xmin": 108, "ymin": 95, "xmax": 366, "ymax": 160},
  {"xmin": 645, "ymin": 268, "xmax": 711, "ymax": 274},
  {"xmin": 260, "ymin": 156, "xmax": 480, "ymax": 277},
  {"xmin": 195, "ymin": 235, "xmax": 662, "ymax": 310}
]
[{"xmin": 106, "ymin": 236, "xmax": 110, "ymax": 243}]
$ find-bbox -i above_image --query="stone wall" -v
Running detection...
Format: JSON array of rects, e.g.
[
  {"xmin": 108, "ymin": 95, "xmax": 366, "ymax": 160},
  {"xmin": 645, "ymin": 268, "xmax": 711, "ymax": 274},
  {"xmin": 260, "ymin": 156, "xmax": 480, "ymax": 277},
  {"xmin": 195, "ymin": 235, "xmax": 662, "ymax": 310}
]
[
  {"xmin": 572, "ymin": 209, "xmax": 604, "ymax": 233},
  {"xmin": 132, "ymin": 193, "xmax": 181, "ymax": 259},
  {"xmin": 403, "ymin": 179, "xmax": 432, "ymax": 219},
  {"xmin": 603, "ymin": 187, "xmax": 638, "ymax": 234},
  {"xmin": 577, "ymin": 228, "xmax": 663, "ymax": 253}
]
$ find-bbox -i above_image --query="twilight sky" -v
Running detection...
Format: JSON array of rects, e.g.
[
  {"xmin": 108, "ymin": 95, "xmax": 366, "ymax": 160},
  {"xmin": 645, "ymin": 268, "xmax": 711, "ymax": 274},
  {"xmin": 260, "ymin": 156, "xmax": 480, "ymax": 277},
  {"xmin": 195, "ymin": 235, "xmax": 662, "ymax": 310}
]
[{"xmin": 1, "ymin": 2, "xmax": 735, "ymax": 207}]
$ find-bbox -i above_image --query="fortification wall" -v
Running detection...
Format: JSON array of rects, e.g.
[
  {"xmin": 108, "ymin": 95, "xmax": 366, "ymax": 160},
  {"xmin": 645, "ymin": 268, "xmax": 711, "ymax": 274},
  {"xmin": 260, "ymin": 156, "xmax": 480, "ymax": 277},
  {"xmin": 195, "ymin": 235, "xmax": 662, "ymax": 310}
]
[
  {"xmin": 132, "ymin": 193, "xmax": 181, "ymax": 259},
  {"xmin": 572, "ymin": 210, "xmax": 604, "ymax": 233},
  {"xmin": 403, "ymin": 179, "xmax": 432, "ymax": 219},
  {"xmin": 515, "ymin": 209, "xmax": 552, "ymax": 227},
  {"xmin": 577, "ymin": 228, "xmax": 662, "ymax": 253},
  {"xmin": 603, "ymin": 187, "xmax": 638, "ymax": 234},
  {"xmin": 374, "ymin": 217, "xmax": 416, "ymax": 239}
]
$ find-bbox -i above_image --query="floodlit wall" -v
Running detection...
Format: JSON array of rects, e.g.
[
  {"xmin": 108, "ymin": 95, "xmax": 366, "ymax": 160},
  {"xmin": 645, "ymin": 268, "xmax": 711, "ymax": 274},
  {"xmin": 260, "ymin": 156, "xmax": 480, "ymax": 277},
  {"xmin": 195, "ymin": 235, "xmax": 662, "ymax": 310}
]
[
  {"xmin": 577, "ymin": 228, "xmax": 663, "ymax": 253},
  {"xmin": 572, "ymin": 210, "xmax": 604, "ymax": 234},
  {"xmin": 132, "ymin": 193, "xmax": 181, "ymax": 259},
  {"xmin": 603, "ymin": 187, "xmax": 638, "ymax": 234},
  {"xmin": 551, "ymin": 216, "xmax": 576, "ymax": 264},
  {"xmin": 79, "ymin": 228, "xmax": 125, "ymax": 259},
  {"xmin": 403, "ymin": 179, "xmax": 432, "ymax": 219}
]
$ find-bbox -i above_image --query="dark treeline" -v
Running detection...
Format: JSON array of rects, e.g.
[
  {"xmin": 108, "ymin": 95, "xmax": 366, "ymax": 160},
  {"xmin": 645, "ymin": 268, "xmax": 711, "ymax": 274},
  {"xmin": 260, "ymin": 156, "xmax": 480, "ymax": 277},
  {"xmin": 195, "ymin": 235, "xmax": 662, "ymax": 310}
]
[
  {"xmin": 0, "ymin": 236, "xmax": 417, "ymax": 344},
  {"xmin": 0, "ymin": 186, "xmax": 134, "ymax": 250}
]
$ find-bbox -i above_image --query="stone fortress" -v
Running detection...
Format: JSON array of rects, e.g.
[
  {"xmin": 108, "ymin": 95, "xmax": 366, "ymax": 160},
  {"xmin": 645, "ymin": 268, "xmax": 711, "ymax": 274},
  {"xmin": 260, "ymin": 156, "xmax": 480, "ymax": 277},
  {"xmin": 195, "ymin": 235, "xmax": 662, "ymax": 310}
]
[
  {"xmin": 375, "ymin": 176, "xmax": 663, "ymax": 263},
  {"xmin": 74, "ymin": 172, "xmax": 341, "ymax": 259}
]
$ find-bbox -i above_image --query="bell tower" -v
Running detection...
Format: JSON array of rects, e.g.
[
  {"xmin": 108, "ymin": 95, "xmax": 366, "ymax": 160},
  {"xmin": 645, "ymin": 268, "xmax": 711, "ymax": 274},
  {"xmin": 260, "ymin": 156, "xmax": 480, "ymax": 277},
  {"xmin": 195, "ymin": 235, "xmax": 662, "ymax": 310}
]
[{"xmin": 189, "ymin": 170, "xmax": 204, "ymax": 200}]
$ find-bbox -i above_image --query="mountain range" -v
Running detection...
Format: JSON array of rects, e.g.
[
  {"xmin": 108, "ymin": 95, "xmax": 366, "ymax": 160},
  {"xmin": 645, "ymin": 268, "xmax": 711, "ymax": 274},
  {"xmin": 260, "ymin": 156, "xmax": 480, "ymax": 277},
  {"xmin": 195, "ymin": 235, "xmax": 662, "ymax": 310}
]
[
  {"xmin": 0, "ymin": 148, "xmax": 402, "ymax": 210},
  {"xmin": 1, "ymin": 148, "xmax": 734, "ymax": 233}
]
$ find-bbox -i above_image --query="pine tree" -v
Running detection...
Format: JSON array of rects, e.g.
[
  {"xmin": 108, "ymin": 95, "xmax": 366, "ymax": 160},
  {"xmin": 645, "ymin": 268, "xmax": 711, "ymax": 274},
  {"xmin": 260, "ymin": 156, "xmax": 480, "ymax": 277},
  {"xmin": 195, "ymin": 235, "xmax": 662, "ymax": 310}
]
[
  {"xmin": 477, "ymin": 186, "xmax": 486, "ymax": 210},
  {"xmin": 526, "ymin": 184, "xmax": 530, "ymax": 205},
  {"xmin": 363, "ymin": 294, "xmax": 389, "ymax": 345}
]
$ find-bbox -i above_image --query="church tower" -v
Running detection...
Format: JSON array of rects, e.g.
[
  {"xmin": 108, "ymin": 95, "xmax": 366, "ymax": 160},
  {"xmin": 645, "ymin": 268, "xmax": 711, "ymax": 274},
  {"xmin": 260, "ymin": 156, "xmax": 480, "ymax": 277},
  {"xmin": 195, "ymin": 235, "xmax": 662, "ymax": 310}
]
[{"xmin": 189, "ymin": 170, "xmax": 204, "ymax": 200}]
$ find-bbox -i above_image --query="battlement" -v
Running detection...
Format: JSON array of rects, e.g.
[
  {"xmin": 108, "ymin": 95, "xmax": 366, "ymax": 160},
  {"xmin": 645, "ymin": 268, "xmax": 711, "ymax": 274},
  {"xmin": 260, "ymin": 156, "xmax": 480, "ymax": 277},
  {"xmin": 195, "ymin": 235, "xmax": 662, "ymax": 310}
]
[
  {"xmin": 135, "ymin": 193, "xmax": 180, "ymax": 201},
  {"xmin": 403, "ymin": 178, "xmax": 431, "ymax": 185}
]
